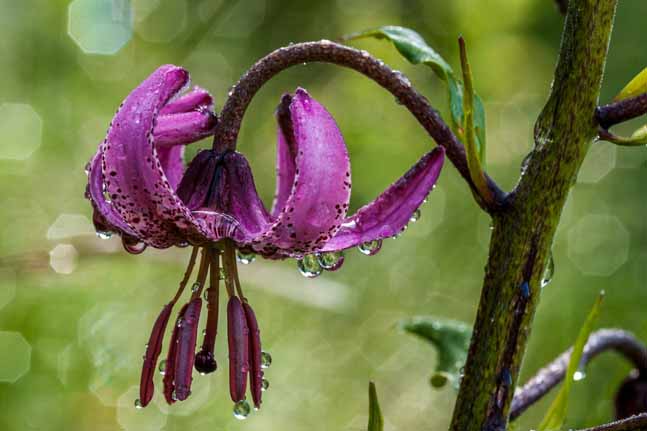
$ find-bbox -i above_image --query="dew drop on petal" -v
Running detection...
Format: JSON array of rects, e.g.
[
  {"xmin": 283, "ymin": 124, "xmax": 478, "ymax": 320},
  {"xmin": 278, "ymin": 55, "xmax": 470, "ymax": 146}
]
[
  {"xmin": 261, "ymin": 378, "xmax": 269, "ymax": 391},
  {"xmin": 297, "ymin": 255, "xmax": 322, "ymax": 278},
  {"xmin": 541, "ymin": 252, "xmax": 555, "ymax": 288},
  {"xmin": 410, "ymin": 209, "xmax": 421, "ymax": 223},
  {"xmin": 317, "ymin": 251, "xmax": 344, "ymax": 271},
  {"xmin": 134, "ymin": 399, "xmax": 143, "ymax": 409},
  {"xmin": 158, "ymin": 359, "xmax": 166, "ymax": 376},
  {"xmin": 261, "ymin": 351, "xmax": 272, "ymax": 369},
  {"xmin": 358, "ymin": 239, "xmax": 382, "ymax": 256},
  {"xmin": 236, "ymin": 250, "xmax": 256, "ymax": 265},
  {"xmin": 96, "ymin": 231, "xmax": 112, "ymax": 240},
  {"xmin": 233, "ymin": 400, "xmax": 251, "ymax": 420}
]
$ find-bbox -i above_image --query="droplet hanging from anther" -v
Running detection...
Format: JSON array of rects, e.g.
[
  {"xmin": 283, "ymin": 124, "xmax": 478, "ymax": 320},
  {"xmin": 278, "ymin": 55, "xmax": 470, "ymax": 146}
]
[
  {"xmin": 233, "ymin": 399, "xmax": 251, "ymax": 420},
  {"xmin": 134, "ymin": 399, "xmax": 143, "ymax": 409},
  {"xmin": 261, "ymin": 351, "xmax": 272, "ymax": 369},
  {"xmin": 158, "ymin": 359, "xmax": 167, "ymax": 376}
]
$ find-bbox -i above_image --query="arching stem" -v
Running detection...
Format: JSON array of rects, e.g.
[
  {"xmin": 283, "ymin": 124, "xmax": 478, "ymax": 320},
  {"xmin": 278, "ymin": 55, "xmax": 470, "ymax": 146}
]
[{"xmin": 212, "ymin": 40, "xmax": 506, "ymax": 212}]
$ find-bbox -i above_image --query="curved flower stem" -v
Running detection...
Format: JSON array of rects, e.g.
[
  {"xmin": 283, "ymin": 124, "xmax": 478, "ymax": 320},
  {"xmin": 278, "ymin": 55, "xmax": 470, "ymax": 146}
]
[
  {"xmin": 510, "ymin": 329, "xmax": 647, "ymax": 420},
  {"xmin": 576, "ymin": 413, "xmax": 647, "ymax": 431},
  {"xmin": 213, "ymin": 41, "xmax": 506, "ymax": 212},
  {"xmin": 596, "ymin": 92, "xmax": 647, "ymax": 129}
]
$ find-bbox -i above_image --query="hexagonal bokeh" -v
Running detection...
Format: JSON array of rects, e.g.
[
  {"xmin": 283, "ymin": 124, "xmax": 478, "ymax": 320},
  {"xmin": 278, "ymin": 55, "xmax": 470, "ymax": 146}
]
[
  {"xmin": 0, "ymin": 268, "xmax": 17, "ymax": 310},
  {"xmin": 49, "ymin": 244, "xmax": 79, "ymax": 275},
  {"xmin": 0, "ymin": 103, "xmax": 42, "ymax": 160},
  {"xmin": 577, "ymin": 142, "xmax": 617, "ymax": 184},
  {"xmin": 567, "ymin": 214, "xmax": 630, "ymax": 276},
  {"xmin": 68, "ymin": 0, "xmax": 133, "ymax": 55},
  {"xmin": 46, "ymin": 213, "xmax": 94, "ymax": 240},
  {"xmin": 117, "ymin": 386, "xmax": 167, "ymax": 431},
  {"xmin": 0, "ymin": 331, "xmax": 31, "ymax": 382}
]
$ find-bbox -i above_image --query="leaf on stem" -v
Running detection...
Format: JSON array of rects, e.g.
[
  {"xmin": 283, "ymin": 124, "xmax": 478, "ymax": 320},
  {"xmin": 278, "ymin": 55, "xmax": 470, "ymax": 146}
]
[
  {"xmin": 614, "ymin": 67, "xmax": 647, "ymax": 102},
  {"xmin": 459, "ymin": 37, "xmax": 492, "ymax": 204},
  {"xmin": 343, "ymin": 26, "xmax": 487, "ymax": 160},
  {"xmin": 400, "ymin": 316, "xmax": 472, "ymax": 389},
  {"xmin": 367, "ymin": 382, "xmax": 384, "ymax": 431},
  {"xmin": 601, "ymin": 126, "xmax": 647, "ymax": 146},
  {"xmin": 538, "ymin": 291, "xmax": 605, "ymax": 431}
]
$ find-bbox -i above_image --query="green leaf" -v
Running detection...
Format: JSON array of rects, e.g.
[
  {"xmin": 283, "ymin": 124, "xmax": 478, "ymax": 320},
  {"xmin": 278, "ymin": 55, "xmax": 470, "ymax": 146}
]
[
  {"xmin": 344, "ymin": 25, "xmax": 487, "ymax": 160},
  {"xmin": 367, "ymin": 382, "xmax": 384, "ymax": 431},
  {"xmin": 602, "ymin": 125, "xmax": 647, "ymax": 146},
  {"xmin": 538, "ymin": 291, "xmax": 605, "ymax": 431},
  {"xmin": 615, "ymin": 67, "xmax": 647, "ymax": 101},
  {"xmin": 400, "ymin": 317, "xmax": 472, "ymax": 389}
]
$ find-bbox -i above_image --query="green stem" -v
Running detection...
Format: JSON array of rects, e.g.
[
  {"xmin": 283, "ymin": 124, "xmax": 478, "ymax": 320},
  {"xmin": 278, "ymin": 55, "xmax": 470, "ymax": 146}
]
[{"xmin": 449, "ymin": 1, "xmax": 618, "ymax": 430}]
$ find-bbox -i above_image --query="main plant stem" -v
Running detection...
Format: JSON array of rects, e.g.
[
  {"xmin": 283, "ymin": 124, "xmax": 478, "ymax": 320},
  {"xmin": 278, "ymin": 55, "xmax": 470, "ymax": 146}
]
[{"xmin": 449, "ymin": 1, "xmax": 617, "ymax": 430}]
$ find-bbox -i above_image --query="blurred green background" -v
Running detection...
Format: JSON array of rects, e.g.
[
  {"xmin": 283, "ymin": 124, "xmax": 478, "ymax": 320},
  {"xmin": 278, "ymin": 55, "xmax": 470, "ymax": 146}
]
[{"xmin": 0, "ymin": 0, "xmax": 646, "ymax": 430}]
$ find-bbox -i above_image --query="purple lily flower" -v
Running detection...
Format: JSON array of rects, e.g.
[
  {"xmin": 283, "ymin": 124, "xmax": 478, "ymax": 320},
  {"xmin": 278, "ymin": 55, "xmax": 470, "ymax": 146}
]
[{"xmin": 85, "ymin": 65, "xmax": 444, "ymax": 416}]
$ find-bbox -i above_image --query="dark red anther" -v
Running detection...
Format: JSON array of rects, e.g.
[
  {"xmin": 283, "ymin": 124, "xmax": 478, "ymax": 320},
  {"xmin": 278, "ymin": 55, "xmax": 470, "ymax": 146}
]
[
  {"xmin": 227, "ymin": 296, "xmax": 249, "ymax": 402},
  {"xmin": 139, "ymin": 302, "xmax": 174, "ymax": 407},
  {"xmin": 163, "ymin": 303, "xmax": 188, "ymax": 404},
  {"xmin": 173, "ymin": 298, "xmax": 202, "ymax": 401},
  {"xmin": 243, "ymin": 301, "xmax": 263, "ymax": 409},
  {"xmin": 195, "ymin": 284, "xmax": 219, "ymax": 375}
]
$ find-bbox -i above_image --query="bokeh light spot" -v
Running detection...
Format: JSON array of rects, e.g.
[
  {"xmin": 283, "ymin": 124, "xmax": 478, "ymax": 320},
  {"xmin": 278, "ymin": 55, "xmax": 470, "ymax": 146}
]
[
  {"xmin": 577, "ymin": 143, "xmax": 617, "ymax": 184},
  {"xmin": 49, "ymin": 244, "xmax": 79, "ymax": 275},
  {"xmin": 567, "ymin": 214, "xmax": 629, "ymax": 276},
  {"xmin": 0, "ymin": 103, "xmax": 42, "ymax": 160},
  {"xmin": 68, "ymin": 0, "xmax": 134, "ymax": 55},
  {"xmin": 0, "ymin": 331, "xmax": 31, "ymax": 382},
  {"xmin": 47, "ymin": 213, "xmax": 94, "ymax": 240}
]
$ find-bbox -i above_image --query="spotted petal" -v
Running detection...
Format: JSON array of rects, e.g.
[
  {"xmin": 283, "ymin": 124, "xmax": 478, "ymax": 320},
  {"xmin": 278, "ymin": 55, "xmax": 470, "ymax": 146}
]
[
  {"xmin": 96, "ymin": 65, "xmax": 235, "ymax": 248},
  {"xmin": 252, "ymin": 89, "xmax": 351, "ymax": 257},
  {"xmin": 321, "ymin": 147, "xmax": 445, "ymax": 251}
]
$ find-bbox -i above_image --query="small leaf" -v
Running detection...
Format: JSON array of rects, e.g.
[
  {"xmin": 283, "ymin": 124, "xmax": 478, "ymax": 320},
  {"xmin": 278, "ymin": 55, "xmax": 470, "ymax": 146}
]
[
  {"xmin": 538, "ymin": 291, "xmax": 605, "ymax": 431},
  {"xmin": 400, "ymin": 317, "xmax": 472, "ymax": 389},
  {"xmin": 615, "ymin": 67, "xmax": 647, "ymax": 102},
  {"xmin": 368, "ymin": 382, "xmax": 384, "ymax": 431},
  {"xmin": 459, "ymin": 37, "xmax": 492, "ymax": 203},
  {"xmin": 602, "ymin": 125, "xmax": 647, "ymax": 146}
]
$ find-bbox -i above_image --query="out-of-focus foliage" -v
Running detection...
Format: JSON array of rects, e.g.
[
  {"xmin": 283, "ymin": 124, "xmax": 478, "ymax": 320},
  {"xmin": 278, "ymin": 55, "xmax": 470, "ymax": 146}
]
[
  {"xmin": 1, "ymin": 1, "xmax": 647, "ymax": 430},
  {"xmin": 538, "ymin": 292, "xmax": 604, "ymax": 431}
]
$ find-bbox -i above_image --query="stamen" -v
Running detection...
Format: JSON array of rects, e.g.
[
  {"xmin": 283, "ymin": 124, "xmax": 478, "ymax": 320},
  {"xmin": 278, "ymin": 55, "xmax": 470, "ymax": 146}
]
[
  {"xmin": 227, "ymin": 296, "xmax": 249, "ymax": 402},
  {"xmin": 243, "ymin": 302, "xmax": 263, "ymax": 409},
  {"xmin": 195, "ymin": 249, "xmax": 221, "ymax": 375},
  {"xmin": 190, "ymin": 247, "xmax": 212, "ymax": 300},
  {"xmin": 222, "ymin": 239, "xmax": 245, "ymax": 299},
  {"xmin": 139, "ymin": 247, "xmax": 200, "ymax": 407}
]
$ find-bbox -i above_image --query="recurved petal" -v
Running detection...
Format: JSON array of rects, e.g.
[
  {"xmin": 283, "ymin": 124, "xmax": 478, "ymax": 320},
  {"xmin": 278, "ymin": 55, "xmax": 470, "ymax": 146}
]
[
  {"xmin": 160, "ymin": 86, "xmax": 213, "ymax": 115},
  {"xmin": 254, "ymin": 89, "xmax": 351, "ymax": 256},
  {"xmin": 100, "ymin": 64, "xmax": 228, "ymax": 248},
  {"xmin": 321, "ymin": 147, "xmax": 445, "ymax": 251},
  {"xmin": 87, "ymin": 150, "xmax": 137, "ymax": 237},
  {"xmin": 154, "ymin": 110, "xmax": 217, "ymax": 148}
]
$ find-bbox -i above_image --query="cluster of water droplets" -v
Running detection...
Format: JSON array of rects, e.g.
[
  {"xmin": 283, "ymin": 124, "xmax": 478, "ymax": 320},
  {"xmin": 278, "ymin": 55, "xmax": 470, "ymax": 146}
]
[
  {"xmin": 295, "ymin": 206, "xmax": 423, "ymax": 277},
  {"xmin": 232, "ymin": 350, "xmax": 273, "ymax": 420}
]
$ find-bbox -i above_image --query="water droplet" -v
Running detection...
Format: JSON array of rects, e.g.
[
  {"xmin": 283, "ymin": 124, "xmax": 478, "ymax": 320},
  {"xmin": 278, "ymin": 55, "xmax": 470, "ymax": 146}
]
[
  {"xmin": 317, "ymin": 251, "xmax": 344, "ymax": 271},
  {"xmin": 261, "ymin": 351, "xmax": 272, "ymax": 369},
  {"xmin": 542, "ymin": 253, "xmax": 555, "ymax": 288},
  {"xmin": 573, "ymin": 370, "xmax": 586, "ymax": 381},
  {"xmin": 501, "ymin": 369, "xmax": 512, "ymax": 387},
  {"xmin": 297, "ymin": 255, "xmax": 322, "ymax": 278},
  {"xmin": 393, "ymin": 225, "xmax": 408, "ymax": 239},
  {"xmin": 191, "ymin": 282, "xmax": 201, "ymax": 292},
  {"xmin": 84, "ymin": 162, "xmax": 91, "ymax": 176},
  {"xmin": 233, "ymin": 400, "xmax": 251, "ymax": 420},
  {"xmin": 134, "ymin": 398, "xmax": 143, "ymax": 409},
  {"xmin": 358, "ymin": 239, "xmax": 382, "ymax": 256},
  {"xmin": 410, "ymin": 209, "xmax": 421, "ymax": 223},
  {"xmin": 202, "ymin": 290, "xmax": 210, "ymax": 301},
  {"xmin": 236, "ymin": 250, "xmax": 256, "ymax": 264},
  {"xmin": 158, "ymin": 360, "xmax": 167, "ymax": 376},
  {"xmin": 219, "ymin": 268, "xmax": 225, "ymax": 280},
  {"xmin": 261, "ymin": 378, "xmax": 269, "ymax": 391},
  {"xmin": 177, "ymin": 318, "xmax": 184, "ymax": 328},
  {"xmin": 520, "ymin": 281, "xmax": 530, "ymax": 299},
  {"xmin": 177, "ymin": 241, "xmax": 189, "ymax": 248},
  {"xmin": 96, "ymin": 231, "xmax": 112, "ymax": 240}
]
